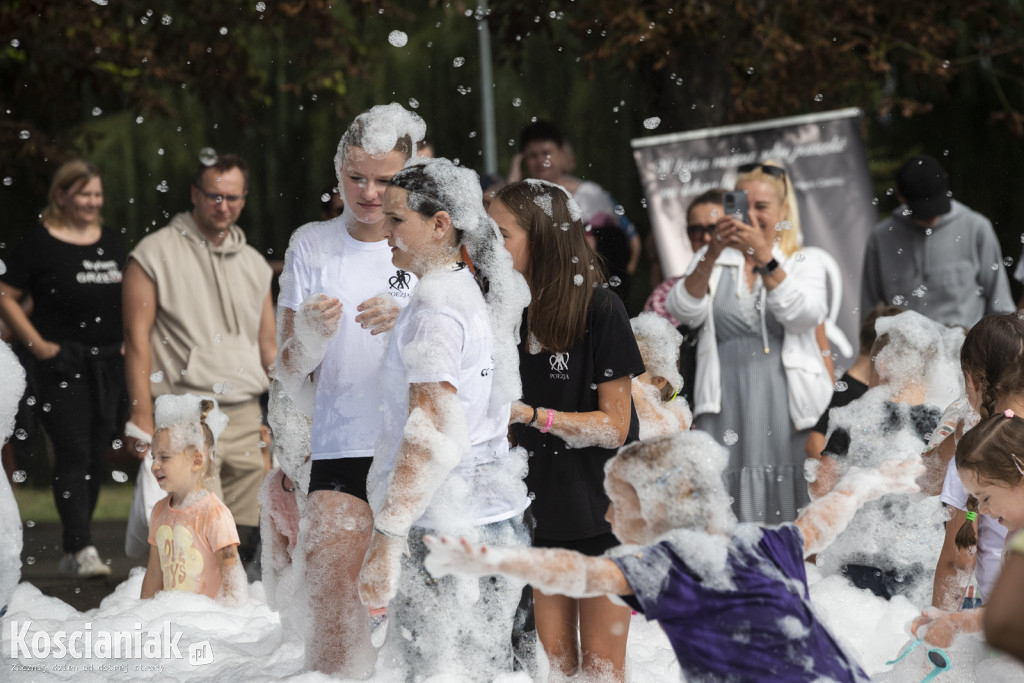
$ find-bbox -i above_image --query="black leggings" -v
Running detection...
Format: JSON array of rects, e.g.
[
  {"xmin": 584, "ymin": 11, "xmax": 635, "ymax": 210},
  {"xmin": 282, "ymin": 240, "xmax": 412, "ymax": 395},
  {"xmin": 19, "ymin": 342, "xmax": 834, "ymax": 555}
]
[{"xmin": 34, "ymin": 344, "xmax": 123, "ymax": 553}]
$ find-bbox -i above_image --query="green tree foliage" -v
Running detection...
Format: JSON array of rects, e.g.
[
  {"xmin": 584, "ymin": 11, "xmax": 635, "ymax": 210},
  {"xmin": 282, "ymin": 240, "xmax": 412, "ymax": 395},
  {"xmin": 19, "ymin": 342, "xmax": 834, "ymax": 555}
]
[
  {"xmin": 0, "ymin": 0, "xmax": 377, "ymax": 246},
  {"xmin": 4, "ymin": 0, "xmax": 1024, "ymax": 303}
]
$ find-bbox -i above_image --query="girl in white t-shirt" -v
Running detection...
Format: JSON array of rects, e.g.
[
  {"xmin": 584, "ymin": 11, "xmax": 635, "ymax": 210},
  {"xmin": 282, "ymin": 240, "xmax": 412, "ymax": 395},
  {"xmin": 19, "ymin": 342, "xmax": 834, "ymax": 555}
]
[
  {"xmin": 357, "ymin": 158, "xmax": 531, "ymax": 679},
  {"xmin": 275, "ymin": 103, "xmax": 425, "ymax": 677},
  {"xmin": 916, "ymin": 313, "xmax": 1024, "ymax": 647}
]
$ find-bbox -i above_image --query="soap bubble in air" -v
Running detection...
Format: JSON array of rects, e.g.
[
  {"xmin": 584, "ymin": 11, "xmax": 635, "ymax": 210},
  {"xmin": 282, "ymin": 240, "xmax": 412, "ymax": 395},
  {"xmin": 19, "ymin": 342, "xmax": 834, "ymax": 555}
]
[
  {"xmin": 643, "ymin": 117, "xmax": 661, "ymax": 130},
  {"xmin": 12, "ymin": 470, "xmax": 26, "ymax": 483},
  {"xmin": 723, "ymin": 429, "xmax": 739, "ymax": 445},
  {"xmin": 388, "ymin": 30, "xmax": 409, "ymax": 47},
  {"xmin": 111, "ymin": 471, "xmax": 129, "ymax": 483},
  {"xmin": 199, "ymin": 147, "xmax": 218, "ymax": 166}
]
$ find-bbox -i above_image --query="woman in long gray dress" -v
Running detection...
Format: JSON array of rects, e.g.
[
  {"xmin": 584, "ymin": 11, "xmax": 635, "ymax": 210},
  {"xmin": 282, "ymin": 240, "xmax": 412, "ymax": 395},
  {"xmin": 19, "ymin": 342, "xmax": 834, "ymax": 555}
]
[{"xmin": 666, "ymin": 162, "xmax": 832, "ymax": 522}]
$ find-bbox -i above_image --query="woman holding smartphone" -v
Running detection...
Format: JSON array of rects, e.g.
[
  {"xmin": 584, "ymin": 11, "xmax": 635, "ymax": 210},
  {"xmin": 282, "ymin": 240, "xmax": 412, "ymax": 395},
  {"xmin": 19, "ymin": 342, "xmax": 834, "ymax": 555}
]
[{"xmin": 665, "ymin": 161, "xmax": 831, "ymax": 524}]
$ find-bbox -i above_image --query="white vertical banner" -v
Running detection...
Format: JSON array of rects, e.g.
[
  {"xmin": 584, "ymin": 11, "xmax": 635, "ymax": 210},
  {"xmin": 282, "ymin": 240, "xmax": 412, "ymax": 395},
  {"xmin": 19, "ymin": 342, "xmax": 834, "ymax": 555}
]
[{"xmin": 632, "ymin": 108, "xmax": 874, "ymax": 359}]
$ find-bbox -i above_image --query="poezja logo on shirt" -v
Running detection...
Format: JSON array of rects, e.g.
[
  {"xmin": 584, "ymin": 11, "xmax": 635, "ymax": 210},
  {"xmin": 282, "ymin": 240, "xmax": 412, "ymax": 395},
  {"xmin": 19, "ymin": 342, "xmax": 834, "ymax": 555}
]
[
  {"xmin": 549, "ymin": 352, "xmax": 570, "ymax": 372},
  {"xmin": 389, "ymin": 270, "xmax": 411, "ymax": 291}
]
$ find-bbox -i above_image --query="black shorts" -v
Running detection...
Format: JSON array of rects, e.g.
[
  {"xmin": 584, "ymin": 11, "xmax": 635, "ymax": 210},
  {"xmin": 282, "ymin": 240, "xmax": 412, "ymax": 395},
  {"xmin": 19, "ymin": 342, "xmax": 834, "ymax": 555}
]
[
  {"xmin": 307, "ymin": 457, "xmax": 373, "ymax": 502},
  {"xmin": 533, "ymin": 532, "xmax": 619, "ymax": 557}
]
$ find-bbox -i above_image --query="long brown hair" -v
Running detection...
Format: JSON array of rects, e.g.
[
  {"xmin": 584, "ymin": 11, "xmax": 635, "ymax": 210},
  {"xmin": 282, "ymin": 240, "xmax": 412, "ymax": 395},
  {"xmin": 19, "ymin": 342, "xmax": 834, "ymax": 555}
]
[
  {"xmin": 41, "ymin": 159, "xmax": 102, "ymax": 228},
  {"xmin": 493, "ymin": 181, "xmax": 603, "ymax": 352},
  {"xmin": 961, "ymin": 313, "xmax": 1024, "ymax": 420}
]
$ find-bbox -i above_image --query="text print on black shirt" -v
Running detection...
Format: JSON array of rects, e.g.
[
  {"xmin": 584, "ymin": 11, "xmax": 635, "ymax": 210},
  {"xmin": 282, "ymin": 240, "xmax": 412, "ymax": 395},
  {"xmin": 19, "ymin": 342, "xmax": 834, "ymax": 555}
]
[{"xmin": 76, "ymin": 259, "xmax": 122, "ymax": 284}]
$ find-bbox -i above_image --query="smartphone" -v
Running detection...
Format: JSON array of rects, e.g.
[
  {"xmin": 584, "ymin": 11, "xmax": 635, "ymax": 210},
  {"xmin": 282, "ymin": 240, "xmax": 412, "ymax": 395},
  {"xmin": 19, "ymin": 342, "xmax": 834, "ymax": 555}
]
[{"xmin": 723, "ymin": 190, "xmax": 750, "ymax": 225}]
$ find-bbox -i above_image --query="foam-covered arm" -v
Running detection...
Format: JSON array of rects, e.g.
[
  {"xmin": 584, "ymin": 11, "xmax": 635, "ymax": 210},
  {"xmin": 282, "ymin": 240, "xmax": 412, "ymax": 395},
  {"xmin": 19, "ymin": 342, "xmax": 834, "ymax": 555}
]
[
  {"xmin": 354, "ymin": 295, "xmax": 400, "ymax": 336},
  {"xmin": 423, "ymin": 535, "xmax": 632, "ymax": 598},
  {"xmin": 358, "ymin": 382, "xmax": 468, "ymax": 609},
  {"xmin": 275, "ymin": 295, "xmax": 340, "ymax": 396},
  {"xmin": 912, "ymin": 606, "xmax": 984, "ymax": 648},
  {"xmin": 513, "ymin": 376, "xmax": 632, "ymax": 450},
  {"xmin": 215, "ymin": 544, "xmax": 247, "ymax": 607},
  {"xmin": 930, "ymin": 507, "xmax": 975, "ymax": 610},
  {"xmin": 795, "ymin": 458, "xmax": 924, "ymax": 557},
  {"xmin": 373, "ymin": 382, "xmax": 467, "ymax": 537}
]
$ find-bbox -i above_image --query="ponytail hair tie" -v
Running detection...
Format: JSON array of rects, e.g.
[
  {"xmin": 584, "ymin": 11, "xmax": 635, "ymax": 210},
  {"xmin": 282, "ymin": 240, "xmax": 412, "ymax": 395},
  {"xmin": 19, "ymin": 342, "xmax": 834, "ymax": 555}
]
[
  {"xmin": 965, "ymin": 511, "xmax": 978, "ymax": 522},
  {"xmin": 1005, "ymin": 409, "xmax": 1015, "ymax": 419}
]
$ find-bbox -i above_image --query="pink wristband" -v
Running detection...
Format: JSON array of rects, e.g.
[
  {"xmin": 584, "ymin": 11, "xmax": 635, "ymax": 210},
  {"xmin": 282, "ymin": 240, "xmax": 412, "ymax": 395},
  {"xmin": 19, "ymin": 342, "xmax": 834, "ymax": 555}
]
[{"xmin": 540, "ymin": 408, "xmax": 556, "ymax": 433}]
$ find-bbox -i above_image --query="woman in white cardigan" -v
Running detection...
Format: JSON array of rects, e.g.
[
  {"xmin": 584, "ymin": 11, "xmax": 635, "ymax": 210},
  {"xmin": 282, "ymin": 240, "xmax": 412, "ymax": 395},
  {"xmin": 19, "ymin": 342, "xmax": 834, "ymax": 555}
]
[{"xmin": 665, "ymin": 162, "xmax": 832, "ymax": 523}]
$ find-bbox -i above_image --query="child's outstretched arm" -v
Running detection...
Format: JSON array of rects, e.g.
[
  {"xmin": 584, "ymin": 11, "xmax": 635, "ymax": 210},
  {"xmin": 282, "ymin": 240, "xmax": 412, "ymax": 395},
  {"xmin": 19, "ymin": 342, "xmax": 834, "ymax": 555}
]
[
  {"xmin": 795, "ymin": 457, "xmax": 925, "ymax": 557},
  {"xmin": 424, "ymin": 536, "xmax": 632, "ymax": 599},
  {"xmin": 215, "ymin": 544, "xmax": 247, "ymax": 606},
  {"xmin": 140, "ymin": 545, "xmax": 163, "ymax": 599}
]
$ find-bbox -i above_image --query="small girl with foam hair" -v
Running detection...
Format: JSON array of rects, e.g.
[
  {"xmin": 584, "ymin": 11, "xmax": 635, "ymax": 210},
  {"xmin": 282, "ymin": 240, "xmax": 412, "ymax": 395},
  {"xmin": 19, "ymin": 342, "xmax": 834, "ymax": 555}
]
[
  {"xmin": 426, "ymin": 430, "xmax": 923, "ymax": 682},
  {"xmin": 140, "ymin": 394, "xmax": 246, "ymax": 605},
  {"xmin": 630, "ymin": 312, "xmax": 692, "ymax": 439}
]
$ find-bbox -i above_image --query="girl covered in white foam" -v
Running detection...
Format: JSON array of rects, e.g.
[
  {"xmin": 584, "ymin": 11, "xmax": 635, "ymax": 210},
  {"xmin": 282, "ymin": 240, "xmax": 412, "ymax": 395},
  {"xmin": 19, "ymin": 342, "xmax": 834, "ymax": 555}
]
[
  {"xmin": 425, "ymin": 430, "xmax": 925, "ymax": 682},
  {"xmin": 273, "ymin": 103, "xmax": 425, "ymax": 677},
  {"xmin": 357, "ymin": 158, "xmax": 531, "ymax": 679},
  {"xmin": 140, "ymin": 394, "xmax": 245, "ymax": 606}
]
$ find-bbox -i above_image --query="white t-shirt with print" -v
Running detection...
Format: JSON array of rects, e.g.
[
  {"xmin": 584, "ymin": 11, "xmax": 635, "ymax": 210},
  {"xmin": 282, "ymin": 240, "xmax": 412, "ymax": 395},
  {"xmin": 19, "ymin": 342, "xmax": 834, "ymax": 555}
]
[
  {"xmin": 368, "ymin": 267, "xmax": 528, "ymax": 531},
  {"xmin": 278, "ymin": 218, "xmax": 416, "ymax": 460}
]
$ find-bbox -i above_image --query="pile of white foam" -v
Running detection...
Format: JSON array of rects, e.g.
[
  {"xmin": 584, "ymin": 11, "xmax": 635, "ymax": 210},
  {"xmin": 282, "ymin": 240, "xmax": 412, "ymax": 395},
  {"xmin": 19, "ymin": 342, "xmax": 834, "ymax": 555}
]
[{"xmin": 0, "ymin": 341, "xmax": 26, "ymax": 612}]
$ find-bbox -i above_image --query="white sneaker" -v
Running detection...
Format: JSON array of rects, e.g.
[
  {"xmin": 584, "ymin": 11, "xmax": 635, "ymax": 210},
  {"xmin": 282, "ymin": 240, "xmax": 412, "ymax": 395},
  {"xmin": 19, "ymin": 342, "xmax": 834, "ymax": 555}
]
[{"xmin": 60, "ymin": 546, "xmax": 111, "ymax": 578}]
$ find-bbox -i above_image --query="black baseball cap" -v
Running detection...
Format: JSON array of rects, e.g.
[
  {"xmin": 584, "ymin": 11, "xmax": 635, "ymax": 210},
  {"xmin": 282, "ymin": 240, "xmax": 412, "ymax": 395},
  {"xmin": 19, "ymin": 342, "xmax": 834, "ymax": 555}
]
[{"xmin": 896, "ymin": 155, "xmax": 951, "ymax": 219}]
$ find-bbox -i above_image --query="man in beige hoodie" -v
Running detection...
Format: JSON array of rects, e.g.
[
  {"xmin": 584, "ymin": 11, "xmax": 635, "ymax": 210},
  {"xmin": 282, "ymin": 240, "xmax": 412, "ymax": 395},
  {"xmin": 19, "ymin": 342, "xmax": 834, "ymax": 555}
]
[{"xmin": 122, "ymin": 153, "xmax": 276, "ymax": 566}]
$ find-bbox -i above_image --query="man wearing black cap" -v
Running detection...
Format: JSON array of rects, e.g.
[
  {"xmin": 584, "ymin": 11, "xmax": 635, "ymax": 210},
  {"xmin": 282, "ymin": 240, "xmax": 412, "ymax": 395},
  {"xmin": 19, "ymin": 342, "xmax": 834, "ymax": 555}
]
[{"xmin": 860, "ymin": 154, "xmax": 1013, "ymax": 328}]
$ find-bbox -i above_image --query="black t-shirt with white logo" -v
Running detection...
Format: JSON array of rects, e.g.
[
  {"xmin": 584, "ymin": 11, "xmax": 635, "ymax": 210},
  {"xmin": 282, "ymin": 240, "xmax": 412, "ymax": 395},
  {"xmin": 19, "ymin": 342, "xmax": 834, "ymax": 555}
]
[
  {"xmin": 513, "ymin": 287, "xmax": 645, "ymax": 540},
  {"xmin": 1, "ymin": 224, "xmax": 124, "ymax": 346}
]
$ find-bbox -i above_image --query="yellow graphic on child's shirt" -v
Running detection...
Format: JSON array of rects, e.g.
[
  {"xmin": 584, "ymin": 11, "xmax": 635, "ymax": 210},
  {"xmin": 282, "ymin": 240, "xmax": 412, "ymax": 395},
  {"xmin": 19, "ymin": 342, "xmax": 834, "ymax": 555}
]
[{"xmin": 156, "ymin": 524, "xmax": 204, "ymax": 592}]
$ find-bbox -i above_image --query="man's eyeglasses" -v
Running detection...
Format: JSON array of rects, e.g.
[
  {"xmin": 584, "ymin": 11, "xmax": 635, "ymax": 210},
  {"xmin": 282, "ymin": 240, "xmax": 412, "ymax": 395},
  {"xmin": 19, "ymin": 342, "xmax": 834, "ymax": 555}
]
[
  {"xmin": 686, "ymin": 223, "xmax": 716, "ymax": 238},
  {"xmin": 194, "ymin": 185, "xmax": 247, "ymax": 205}
]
